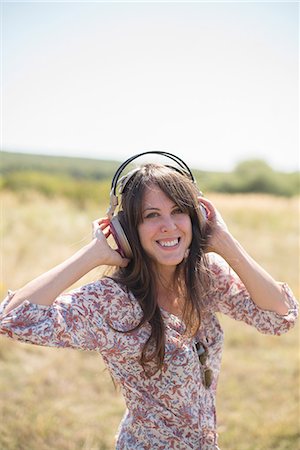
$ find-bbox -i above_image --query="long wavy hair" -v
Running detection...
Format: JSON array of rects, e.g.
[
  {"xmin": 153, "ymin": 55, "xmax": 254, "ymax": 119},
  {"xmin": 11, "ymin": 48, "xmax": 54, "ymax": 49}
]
[{"xmin": 110, "ymin": 163, "xmax": 211, "ymax": 375}]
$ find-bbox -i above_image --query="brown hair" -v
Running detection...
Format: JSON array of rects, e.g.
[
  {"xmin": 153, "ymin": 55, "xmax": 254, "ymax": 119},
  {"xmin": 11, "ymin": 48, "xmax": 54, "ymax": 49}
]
[{"xmin": 110, "ymin": 163, "xmax": 210, "ymax": 375}]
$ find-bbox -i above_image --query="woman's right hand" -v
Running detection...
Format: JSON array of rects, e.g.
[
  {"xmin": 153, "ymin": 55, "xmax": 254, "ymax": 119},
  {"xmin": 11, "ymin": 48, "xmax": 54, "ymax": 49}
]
[
  {"xmin": 91, "ymin": 218, "xmax": 130, "ymax": 268},
  {"xmin": 2, "ymin": 218, "xmax": 130, "ymax": 314}
]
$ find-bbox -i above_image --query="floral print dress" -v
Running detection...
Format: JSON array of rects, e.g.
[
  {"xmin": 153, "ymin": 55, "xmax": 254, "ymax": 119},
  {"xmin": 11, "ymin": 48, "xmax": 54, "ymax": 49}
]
[{"xmin": 0, "ymin": 256, "xmax": 298, "ymax": 449}]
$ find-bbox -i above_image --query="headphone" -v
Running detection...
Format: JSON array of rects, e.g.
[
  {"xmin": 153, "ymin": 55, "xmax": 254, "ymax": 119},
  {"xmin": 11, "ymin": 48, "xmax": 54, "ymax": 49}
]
[{"xmin": 106, "ymin": 151, "xmax": 204, "ymax": 259}]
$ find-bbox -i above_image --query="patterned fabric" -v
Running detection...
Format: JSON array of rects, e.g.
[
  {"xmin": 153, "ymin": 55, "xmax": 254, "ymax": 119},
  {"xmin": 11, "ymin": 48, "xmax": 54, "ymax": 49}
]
[{"xmin": 0, "ymin": 257, "xmax": 298, "ymax": 449}]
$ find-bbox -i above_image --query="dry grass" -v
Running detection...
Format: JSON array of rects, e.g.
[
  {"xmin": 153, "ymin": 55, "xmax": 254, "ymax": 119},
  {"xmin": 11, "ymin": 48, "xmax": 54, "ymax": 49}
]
[{"xmin": 0, "ymin": 191, "xmax": 299, "ymax": 450}]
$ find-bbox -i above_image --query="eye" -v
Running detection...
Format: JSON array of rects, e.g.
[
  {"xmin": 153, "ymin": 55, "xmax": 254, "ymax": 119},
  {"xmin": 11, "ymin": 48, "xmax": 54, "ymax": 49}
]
[
  {"xmin": 172, "ymin": 207, "xmax": 184, "ymax": 214},
  {"xmin": 144, "ymin": 212, "xmax": 159, "ymax": 219}
]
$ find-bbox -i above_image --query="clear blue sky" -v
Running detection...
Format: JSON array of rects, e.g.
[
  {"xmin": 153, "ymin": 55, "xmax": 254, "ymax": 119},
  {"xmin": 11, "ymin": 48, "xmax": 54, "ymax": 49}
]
[{"xmin": 2, "ymin": 1, "xmax": 299, "ymax": 171}]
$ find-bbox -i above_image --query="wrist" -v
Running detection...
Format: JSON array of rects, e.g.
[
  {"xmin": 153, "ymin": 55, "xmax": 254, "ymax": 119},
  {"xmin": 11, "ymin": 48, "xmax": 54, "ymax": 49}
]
[
  {"xmin": 213, "ymin": 232, "xmax": 242, "ymax": 264},
  {"xmin": 83, "ymin": 239, "xmax": 107, "ymax": 268}
]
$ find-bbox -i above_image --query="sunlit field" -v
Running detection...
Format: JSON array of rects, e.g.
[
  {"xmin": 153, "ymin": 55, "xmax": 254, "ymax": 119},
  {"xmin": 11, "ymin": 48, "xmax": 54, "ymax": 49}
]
[{"xmin": 1, "ymin": 191, "xmax": 299, "ymax": 450}]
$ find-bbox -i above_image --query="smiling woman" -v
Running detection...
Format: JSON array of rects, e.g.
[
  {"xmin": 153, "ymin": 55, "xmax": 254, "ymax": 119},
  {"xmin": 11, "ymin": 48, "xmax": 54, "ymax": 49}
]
[
  {"xmin": 0, "ymin": 152, "xmax": 298, "ymax": 449},
  {"xmin": 138, "ymin": 185, "xmax": 193, "ymax": 270}
]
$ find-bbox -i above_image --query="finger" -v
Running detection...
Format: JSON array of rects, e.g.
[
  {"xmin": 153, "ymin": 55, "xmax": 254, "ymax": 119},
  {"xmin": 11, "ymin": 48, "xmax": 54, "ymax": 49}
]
[
  {"xmin": 92, "ymin": 219, "xmax": 108, "ymax": 239},
  {"xmin": 103, "ymin": 229, "xmax": 111, "ymax": 238},
  {"xmin": 119, "ymin": 257, "xmax": 130, "ymax": 268},
  {"xmin": 197, "ymin": 196, "xmax": 214, "ymax": 209},
  {"xmin": 98, "ymin": 217, "xmax": 110, "ymax": 227},
  {"xmin": 99, "ymin": 221, "xmax": 110, "ymax": 232},
  {"xmin": 94, "ymin": 227, "xmax": 105, "ymax": 241},
  {"xmin": 197, "ymin": 197, "xmax": 215, "ymax": 220},
  {"xmin": 93, "ymin": 219, "xmax": 110, "ymax": 236}
]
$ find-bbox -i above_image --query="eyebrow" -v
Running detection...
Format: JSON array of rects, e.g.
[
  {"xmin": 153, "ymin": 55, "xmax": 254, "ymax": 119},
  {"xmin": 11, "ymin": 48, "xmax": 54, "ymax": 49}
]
[
  {"xmin": 142, "ymin": 204, "xmax": 178, "ymax": 213},
  {"xmin": 142, "ymin": 207, "xmax": 160, "ymax": 213}
]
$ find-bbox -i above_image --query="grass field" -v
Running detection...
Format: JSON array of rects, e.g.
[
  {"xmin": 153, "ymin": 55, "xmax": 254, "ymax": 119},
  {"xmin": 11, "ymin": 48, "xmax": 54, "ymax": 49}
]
[{"xmin": 0, "ymin": 191, "xmax": 299, "ymax": 450}]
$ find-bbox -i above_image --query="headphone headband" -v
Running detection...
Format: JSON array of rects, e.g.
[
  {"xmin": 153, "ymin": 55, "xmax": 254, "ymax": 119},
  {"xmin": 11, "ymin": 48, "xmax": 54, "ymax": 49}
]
[
  {"xmin": 111, "ymin": 151, "xmax": 195, "ymax": 194},
  {"xmin": 107, "ymin": 151, "xmax": 196, "ymax": 219}
]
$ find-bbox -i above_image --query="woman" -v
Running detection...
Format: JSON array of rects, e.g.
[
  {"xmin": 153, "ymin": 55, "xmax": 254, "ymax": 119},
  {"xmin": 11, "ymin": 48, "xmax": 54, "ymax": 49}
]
[{"xmin": 0, "ymin": 160, "xmax": 298, "ymax": 449}]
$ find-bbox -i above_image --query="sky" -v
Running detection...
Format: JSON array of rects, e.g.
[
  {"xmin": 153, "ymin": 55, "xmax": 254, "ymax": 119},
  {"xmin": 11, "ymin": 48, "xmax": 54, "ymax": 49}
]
[{"xmin": 1, "ymin": 1, "xmax": 299, "ymax": 172}]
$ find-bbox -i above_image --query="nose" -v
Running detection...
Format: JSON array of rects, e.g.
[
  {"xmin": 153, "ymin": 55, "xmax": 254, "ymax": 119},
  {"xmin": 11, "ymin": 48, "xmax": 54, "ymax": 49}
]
[{"xmin": 160, "ymin": 215, "xmax": 177, "ymax": 232}]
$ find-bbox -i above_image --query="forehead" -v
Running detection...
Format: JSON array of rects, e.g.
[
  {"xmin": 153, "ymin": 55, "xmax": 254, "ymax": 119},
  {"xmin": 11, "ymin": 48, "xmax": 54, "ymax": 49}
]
[{"xmin": 142, "ymin": 184, "xmax": 174, "ymax": 208}]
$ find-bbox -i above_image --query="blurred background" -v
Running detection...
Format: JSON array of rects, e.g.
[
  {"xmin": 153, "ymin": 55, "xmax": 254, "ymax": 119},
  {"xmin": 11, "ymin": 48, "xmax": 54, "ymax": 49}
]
[
  {"xmin": 2, "ymin": 0, "xmax": 299, "ymax": 172},
  {"xmin": 1, "ymin": 1, "xmax": 299, "ymax": 450}
]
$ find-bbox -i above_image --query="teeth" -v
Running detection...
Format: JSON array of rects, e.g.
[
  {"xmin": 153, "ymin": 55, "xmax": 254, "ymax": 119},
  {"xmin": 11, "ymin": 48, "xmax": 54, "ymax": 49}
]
[{"xmin": 158, "ymin": 238, "xmax": 179, "ymax": 247}]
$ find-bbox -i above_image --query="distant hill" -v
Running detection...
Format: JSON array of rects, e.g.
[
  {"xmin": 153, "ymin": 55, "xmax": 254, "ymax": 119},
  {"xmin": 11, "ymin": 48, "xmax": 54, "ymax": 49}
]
[
  {"xmin": 1, "ymin": 151, "xmax": 299, "ymax": 198},
  {"xmin": 0, "ymin": 150, "xmax": 215, "ymax": 182},
  {"xmin": 1, "ymin": 151, "xmax": 121, "ymax": 181}
]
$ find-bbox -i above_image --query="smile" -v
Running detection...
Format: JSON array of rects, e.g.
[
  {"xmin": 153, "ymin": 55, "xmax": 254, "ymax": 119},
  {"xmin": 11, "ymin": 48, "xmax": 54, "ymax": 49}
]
[{"xmin": 157, "ymin": 238, "xmax": 180, "ymax": 248}]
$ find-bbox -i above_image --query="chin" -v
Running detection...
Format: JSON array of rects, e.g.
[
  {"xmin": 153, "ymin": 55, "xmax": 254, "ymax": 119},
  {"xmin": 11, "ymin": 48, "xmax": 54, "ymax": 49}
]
[{"xmin": 156, "ymin": 255, "xmax": 186, "ymax": 268}]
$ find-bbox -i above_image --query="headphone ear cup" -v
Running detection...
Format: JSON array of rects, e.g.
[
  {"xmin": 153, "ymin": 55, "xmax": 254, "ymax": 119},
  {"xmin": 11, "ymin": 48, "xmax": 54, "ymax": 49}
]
[{"xmin": 110, "ymin": 215, "xmax": 133, "ymax": 259}]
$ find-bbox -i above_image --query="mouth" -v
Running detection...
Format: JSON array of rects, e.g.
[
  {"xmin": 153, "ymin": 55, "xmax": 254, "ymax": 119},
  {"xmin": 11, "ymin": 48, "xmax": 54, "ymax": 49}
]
[{"xmin": 156, "ymin": 237, "xmax": 180, "ymax": 248}]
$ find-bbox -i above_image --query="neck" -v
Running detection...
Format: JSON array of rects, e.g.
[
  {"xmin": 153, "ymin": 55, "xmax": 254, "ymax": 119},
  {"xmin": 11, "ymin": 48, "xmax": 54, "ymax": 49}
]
[
  {"xmin": 155, "ymin": 268, "xmax": 186, "ymax": 316},
  {"xmin": 156, "ymin": 270, "xmax": 176, "ymax": 294},
  {"xmin": 155, "ymin": 264, "xmax": 177, "ymax": 286}
]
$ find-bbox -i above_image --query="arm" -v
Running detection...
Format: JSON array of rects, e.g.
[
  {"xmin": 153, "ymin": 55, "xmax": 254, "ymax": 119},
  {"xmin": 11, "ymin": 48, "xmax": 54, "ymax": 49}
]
[
  {"xmin": 200, "ymin": 198, "xmax": 293, "ymax": 316},
  {"xmin": 3, "ymin": 218, "xmax": 129, "ymax": 315}
]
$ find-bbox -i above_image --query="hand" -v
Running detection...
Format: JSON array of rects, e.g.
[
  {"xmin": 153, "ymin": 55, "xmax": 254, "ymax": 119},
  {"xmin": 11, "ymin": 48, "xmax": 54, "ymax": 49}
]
[
  {"xmin": 198, "ymin": 197, "xmax": 231, "ymax": 255},
  {"xmin": 92, "ymin": 218, "xmax": 130, "ymax": 268}
]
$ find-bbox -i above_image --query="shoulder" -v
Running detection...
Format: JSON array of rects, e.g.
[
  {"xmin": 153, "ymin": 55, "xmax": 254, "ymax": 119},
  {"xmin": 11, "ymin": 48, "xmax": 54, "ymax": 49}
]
[
  {"xmin": 92, "ymin": 277, "xmax": 144, "ymax": 330},
  {"xmin": 206, "ymin": 253, "xmax": 229, "ymax": 274},
  {"xmin": 206, "ymin": 253, "xmax": 235, "ymax": 291},
  {"xmin": 69, "ymin": 277, "xmax": 133, "ymax": 303},
  {"xmin": 203, "ymin": 253, "xmax": 244, "ymax": 311}
]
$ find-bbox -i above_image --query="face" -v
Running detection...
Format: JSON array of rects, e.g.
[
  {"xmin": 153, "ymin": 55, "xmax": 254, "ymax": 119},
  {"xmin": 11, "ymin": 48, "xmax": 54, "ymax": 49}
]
[{"xmin": 138, "ymin": 184, "xmax": 192, "ymax": 274}]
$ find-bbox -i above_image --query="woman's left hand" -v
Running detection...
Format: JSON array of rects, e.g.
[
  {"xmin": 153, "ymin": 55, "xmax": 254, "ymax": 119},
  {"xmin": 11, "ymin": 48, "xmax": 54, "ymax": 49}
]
[
  {"xmin": 198, "ymin": 198, "xmax": 294, "ymax": 316},
  {"xmin": 198, "ymin": 197, "xmax": 231, "ymax": 255}
]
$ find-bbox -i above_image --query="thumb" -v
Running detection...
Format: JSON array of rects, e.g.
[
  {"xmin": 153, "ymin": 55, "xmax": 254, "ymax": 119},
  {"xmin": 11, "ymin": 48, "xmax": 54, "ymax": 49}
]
[{"xmin": 119, "ymin": 258, "xmax": 130, "ymax": 268}]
